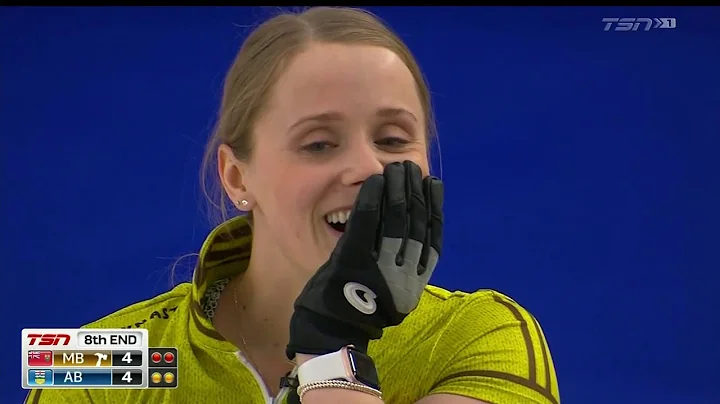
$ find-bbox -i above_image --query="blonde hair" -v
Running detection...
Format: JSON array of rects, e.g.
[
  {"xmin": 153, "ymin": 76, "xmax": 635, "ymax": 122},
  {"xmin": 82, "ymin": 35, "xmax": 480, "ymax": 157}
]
[{"xmin": 200, "ymin": 7, "xmax": 437, "ymax": 227}]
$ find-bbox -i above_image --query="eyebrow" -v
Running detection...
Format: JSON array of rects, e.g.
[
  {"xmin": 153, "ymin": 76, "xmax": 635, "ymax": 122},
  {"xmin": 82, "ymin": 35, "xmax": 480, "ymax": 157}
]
[{"xmin": 289, "ymin": 108, "xmax": 418, "ymax": 131}]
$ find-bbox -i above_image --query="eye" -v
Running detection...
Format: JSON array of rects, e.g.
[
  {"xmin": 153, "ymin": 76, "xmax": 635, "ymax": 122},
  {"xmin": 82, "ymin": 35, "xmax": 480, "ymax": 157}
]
[
  {"xmin": 301, "ymin": 141, "xmax": 337, "ymax": 153},
  {"xmin": 376, "ymin": 137, "xmax": 410, "ymax": 148}
]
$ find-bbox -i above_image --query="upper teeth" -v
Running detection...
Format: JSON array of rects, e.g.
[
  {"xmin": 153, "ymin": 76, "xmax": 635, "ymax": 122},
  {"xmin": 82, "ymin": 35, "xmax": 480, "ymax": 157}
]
[{"xmin": 326, "ymin": 209, "xmax": 352, "ymax": 224}]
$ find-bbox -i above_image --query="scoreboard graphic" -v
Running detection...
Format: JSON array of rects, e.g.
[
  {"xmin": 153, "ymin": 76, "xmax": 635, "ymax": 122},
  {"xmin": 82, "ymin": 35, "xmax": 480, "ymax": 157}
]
[{"xmin": 22, "ymin": 329, "xmax": 178, "ymax": 389}]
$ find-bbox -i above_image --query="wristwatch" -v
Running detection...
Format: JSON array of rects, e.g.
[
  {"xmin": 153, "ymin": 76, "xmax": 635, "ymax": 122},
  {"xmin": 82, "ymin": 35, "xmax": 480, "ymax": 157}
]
[{"xmin": 297, "ymin": 346, "xmax": 381, "ymax": 391}]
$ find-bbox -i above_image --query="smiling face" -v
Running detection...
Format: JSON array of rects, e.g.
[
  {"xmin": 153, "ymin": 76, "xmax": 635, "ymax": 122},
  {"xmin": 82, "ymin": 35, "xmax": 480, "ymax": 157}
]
[{"xmin": 232, "ymin": 42, "xmax": 431, "ymax": 275}]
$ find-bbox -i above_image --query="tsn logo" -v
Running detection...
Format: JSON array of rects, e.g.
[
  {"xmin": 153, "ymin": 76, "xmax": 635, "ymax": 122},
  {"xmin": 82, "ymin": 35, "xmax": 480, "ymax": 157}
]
[{"xmin": 27, "ymin": 333, "xmax": 71, "ymax": 346}]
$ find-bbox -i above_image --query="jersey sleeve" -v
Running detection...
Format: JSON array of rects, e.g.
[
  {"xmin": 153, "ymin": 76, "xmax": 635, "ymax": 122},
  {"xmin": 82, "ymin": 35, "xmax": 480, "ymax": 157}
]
[{"xmin": 427, "ymin": 292, "xmax": 560, "ymax": 404}]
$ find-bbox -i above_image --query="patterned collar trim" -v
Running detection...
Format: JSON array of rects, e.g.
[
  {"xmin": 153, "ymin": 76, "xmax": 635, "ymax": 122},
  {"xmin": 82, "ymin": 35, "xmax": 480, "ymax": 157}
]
[{"xmin": 201, "ymin": 278, "xmax": 231, "ymax": 321}]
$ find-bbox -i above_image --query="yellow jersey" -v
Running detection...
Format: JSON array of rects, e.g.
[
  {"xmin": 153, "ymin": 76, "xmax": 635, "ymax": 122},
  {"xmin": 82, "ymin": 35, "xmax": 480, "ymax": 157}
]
[{"xmin": 25, "ymin": 216, "xmax": 560, "ymax": 404}]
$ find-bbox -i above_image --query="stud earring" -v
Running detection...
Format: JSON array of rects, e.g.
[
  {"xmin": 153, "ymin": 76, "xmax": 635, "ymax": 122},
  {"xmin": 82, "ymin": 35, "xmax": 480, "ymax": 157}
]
[{"xmin": 238, "ymin": 199, "xmax": 249, "ymax": 208}]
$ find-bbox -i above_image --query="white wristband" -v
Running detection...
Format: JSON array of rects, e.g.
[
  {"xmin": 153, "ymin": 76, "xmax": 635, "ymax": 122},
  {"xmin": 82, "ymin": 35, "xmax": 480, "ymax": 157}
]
[{"xmin": 297, "ymin": 350, "xmax": 348, "ymax": 385}]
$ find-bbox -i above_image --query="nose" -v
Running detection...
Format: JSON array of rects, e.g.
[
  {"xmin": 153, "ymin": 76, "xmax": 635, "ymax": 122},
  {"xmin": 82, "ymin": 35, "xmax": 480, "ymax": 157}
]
[{"xmin": 340, "ymin": 142, "xmax": 384, "ymax": 186}]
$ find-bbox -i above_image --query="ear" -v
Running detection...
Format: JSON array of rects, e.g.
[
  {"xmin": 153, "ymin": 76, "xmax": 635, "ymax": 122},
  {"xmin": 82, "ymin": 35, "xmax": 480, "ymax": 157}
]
[{"xmin": 217, "ymin": 144, "xmax": 254, "ymax": 211}]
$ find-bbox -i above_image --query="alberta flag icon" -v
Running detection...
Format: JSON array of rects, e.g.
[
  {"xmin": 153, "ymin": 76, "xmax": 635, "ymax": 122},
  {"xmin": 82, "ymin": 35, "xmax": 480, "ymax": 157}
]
[{"xmin": 28, "ymin": 369, "xmax": 53, "ymax": 386}]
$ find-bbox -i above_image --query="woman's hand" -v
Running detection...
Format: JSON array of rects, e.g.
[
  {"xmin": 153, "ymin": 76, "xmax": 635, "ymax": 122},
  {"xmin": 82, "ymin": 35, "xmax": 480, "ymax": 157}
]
[{"xmin": 286, "ymin": 160, "xmax": 444, "ymax": 360}]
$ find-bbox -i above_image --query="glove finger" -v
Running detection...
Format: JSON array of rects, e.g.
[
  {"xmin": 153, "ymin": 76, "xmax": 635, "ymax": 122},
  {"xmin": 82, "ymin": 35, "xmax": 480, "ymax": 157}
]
[
  {"xmin": 402, "ymin": 161, "xmax": 427, "ymax": 269},
  {"xmin": 419, "ymin": 176, "xmax": 443, "ymax": 275},
  {"xmin": 429, "ymin": 177, "xmax": 444, "ymax": 257},
  {"xmin": 343, "ymin": 174, "xmax": 385, "ymax": 253},
  {"xmin": 380, "ymin": 162, "xmax": 407, "ymax": 259}
]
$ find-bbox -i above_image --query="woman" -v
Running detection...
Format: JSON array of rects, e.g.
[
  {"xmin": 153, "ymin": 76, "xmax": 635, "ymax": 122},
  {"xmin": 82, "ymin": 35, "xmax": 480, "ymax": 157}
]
[{"xmin": 26, "ymin": 7, "xmax": 559, "ymax": 404}]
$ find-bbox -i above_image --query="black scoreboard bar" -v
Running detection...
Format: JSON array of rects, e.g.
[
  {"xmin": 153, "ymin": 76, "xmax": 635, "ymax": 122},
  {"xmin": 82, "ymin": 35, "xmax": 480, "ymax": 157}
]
[
  {"xmin": 111, "ymin": 369, "xmax": 143, "ymax": 386},
  {"xmin": 111, "ymin": 350, "xmax": 143, "ymax": 367}
]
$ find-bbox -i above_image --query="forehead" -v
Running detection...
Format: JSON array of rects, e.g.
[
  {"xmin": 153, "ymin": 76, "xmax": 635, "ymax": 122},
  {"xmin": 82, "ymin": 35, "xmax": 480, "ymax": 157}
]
[{"xmin": 265, "ymin": 43, "xmax": 423, "ymax": 125}]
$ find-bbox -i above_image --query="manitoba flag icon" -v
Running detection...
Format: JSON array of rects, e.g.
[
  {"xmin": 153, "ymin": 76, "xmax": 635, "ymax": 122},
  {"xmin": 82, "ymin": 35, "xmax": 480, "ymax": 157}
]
[{"xmin": 28, "ymin": 350, "xmax": 53, "ymax": 367}]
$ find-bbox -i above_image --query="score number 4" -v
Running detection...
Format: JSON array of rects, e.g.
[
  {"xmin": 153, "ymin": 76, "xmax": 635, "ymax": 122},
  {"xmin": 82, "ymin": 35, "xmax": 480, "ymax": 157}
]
[
  {"xmin": 120, "ymin": 352, "xmax": 133, "ymax": 364},
  {"xmin": 111, "ymin": 369, "xmax": 142, "ymax": 386},
  {"xmin": 121, "ymin": 371, "xmax": 133, "ymax": 383}
]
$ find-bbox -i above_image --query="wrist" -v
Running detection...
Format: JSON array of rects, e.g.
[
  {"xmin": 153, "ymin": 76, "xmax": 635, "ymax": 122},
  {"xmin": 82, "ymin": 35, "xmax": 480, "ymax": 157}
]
[{"xmin": 287, "ymin": 308, "xmax": 371, "ymax": 360}]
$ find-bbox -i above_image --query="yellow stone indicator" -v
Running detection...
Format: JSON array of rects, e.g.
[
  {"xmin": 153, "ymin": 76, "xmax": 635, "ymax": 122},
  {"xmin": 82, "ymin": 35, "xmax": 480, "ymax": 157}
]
[
  {"xmin": 163, "ymin": 372, "xmax": 175, "ymax": 384},
  {"xmin": 151, "ymin": 372, "xmax": 162, "ymax": 384}
]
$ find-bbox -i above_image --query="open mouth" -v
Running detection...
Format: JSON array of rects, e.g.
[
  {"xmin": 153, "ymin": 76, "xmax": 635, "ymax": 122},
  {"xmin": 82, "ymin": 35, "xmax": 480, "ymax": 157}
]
[{"xmin": 325, "ymin": 209, "xmax": 351, "ymax": 233}]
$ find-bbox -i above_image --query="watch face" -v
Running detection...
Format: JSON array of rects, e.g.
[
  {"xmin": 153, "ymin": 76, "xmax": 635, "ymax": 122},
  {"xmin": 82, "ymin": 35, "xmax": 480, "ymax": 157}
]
[{"xmin": 348, "ymin": 349, "xmax": 380, "ymax": 390}]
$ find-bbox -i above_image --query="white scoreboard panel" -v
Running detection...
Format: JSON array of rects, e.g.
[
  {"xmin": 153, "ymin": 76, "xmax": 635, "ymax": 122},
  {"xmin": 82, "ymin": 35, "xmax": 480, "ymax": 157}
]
[{"xmin": 21, "ymin": 328, "xmax": 177, "ymax": 389}]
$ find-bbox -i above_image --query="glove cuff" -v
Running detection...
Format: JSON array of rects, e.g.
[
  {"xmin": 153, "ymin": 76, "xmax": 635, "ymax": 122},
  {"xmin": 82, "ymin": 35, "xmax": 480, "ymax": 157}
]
[{"xmin": 286, "ymin": 308, "xmax": 373, "ymax": 360}]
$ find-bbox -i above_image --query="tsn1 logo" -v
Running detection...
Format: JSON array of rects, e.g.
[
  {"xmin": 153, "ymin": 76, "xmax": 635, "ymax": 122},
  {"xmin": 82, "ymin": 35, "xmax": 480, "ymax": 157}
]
[
  {"xmin": 27, "ymin": 333, "xmax": 71, "ymax": 346},
  {"xmin": 602, "ymin": 17, "xmax": 677, "ymax": 32}
]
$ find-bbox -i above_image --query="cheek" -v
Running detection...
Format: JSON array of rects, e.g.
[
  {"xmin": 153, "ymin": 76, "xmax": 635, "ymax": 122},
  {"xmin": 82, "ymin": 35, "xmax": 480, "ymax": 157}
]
[
  {"xmin": 421, "ymin": 159, "xmax": 431, "ymax": 177},
  {"xmin": 267, "ymin": 167, "xmax": 326, "ymax": 227},
  {"xmin": 266, "ymin": 167, "xmax": 334, "ymax": 269},
  {"xmin": 404, "ymin": 150, "xmax": 431, "ymax": 177}
]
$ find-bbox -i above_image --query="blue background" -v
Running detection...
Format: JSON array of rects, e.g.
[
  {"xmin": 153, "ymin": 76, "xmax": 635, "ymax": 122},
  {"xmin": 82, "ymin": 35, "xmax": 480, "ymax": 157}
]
[{"xmin": 2, "ymin": 6, "xmax": 719, "ymax": 404}]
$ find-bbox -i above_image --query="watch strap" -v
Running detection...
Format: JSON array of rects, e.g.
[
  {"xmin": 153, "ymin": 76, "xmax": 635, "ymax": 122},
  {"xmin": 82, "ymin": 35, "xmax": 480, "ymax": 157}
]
[{"xmin": 297, "ymin": 349, "xmax": 351, "ymax": 385}]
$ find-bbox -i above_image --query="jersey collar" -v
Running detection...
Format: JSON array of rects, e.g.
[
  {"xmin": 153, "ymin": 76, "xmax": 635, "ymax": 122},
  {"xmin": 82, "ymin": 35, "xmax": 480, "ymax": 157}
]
[
  {"xmin": 192, "ymin": 215, "xmax": 253, "ymax": 307},
  {"xmin": 188, "ymin": 215, "xmax": 252, "ymax": 351}
]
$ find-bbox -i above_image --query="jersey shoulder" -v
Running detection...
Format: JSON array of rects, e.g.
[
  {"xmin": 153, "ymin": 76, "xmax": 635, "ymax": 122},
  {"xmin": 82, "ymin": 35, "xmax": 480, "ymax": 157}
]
[
  {"xmin": 369, "ymin": 286, "xmax": 494, "ymax": 399},
  {"xmin": 82, "ymin": 283, "xmax": 192, "ymax": 346},
  {"xmin": 426, "ymin": 287, "xmax": 560, "ymax": 403},
  {"xmin": 371, "ymin": 286, "xmax": 559, "ymax": 404},
  {"xmin": 373, "ymin": 284, "xmax": 502, "ymax": 353}
]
